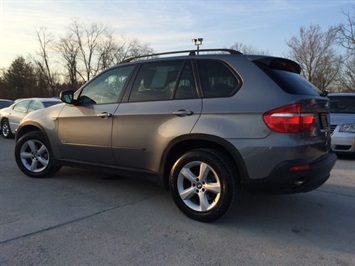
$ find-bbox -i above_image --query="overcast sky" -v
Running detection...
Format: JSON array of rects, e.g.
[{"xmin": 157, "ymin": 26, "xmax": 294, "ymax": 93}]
[{"xmin": 0, "ymin": 0, "xmax": 353, "ymax": 68}]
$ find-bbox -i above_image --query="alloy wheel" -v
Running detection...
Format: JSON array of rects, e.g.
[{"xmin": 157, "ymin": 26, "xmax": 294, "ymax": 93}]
[
  {"xmin": 19, "ymin": 139, "xmax": 49, "ymax": 173},
  {"xmin": 177, "ymin": 161, "xmax": 221, "ymax": 212}
]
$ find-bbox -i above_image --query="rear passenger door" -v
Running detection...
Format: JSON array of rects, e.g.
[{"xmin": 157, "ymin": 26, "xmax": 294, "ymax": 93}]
[{"xmin": 112, "ymin": 60, "xmax": 202, "ymax": 172}]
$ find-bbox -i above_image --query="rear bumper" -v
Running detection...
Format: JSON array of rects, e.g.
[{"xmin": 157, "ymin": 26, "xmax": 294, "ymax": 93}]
[{"xmin": 246, "ymin": 152, "xmax": 337, "ymax": 193}]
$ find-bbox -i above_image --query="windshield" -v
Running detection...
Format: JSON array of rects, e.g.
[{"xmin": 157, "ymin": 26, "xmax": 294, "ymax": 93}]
[{"xmin": 328, "ymin": 96, "xmax": 355, "ymax": 114}]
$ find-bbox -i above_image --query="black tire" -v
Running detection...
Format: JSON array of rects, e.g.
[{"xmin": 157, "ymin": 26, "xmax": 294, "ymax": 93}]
[
  {"xmin": 170, "ymin": 149, "xmax": 238, "ymax": 222},
  {"xmin": 15, "ymin": 131, "xmax": 61, "ymax": 178},
  {"xmin": 1, "ymin": 119, "xmax": 13, "ymax": 138}
]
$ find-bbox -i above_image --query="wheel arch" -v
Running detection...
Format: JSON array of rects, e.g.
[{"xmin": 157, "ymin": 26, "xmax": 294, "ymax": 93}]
[
  {"xmin": 15, "ymin": 122, "xmax": 47, "ymax": 141},
  {"xmin": 0, "ymin": 117, "xmax": 14, "ymax": 135},
  {"xmin": 15, "ymin": 122, "xmax": 59, "ymax": 157},
  {"xmin": 0, "ymin": 117, "xmax": 8, "ymax": 124},
  {"xmin": 160, "ymin": 134, "xmax": 248, "ymax": 189}
]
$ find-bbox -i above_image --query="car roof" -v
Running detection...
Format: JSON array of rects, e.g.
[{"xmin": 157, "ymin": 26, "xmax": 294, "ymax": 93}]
[
  {"xmin": 15, "ymin": 97, "xmax": 61, "ymax": 102},
  {"xmin": 328, "ymin": 92, "xmax": 355, "ymax": 97},
  {"xmin": 121, "ymin": 48, "xmax": 241, "ymax": 63},
  {"xmin": 0, "ymin": 99, "xmax": 14, "ymax": 102}
]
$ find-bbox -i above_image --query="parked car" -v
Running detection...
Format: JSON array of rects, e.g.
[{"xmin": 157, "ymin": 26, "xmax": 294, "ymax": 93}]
[
  {"xmin": 328, "ymin": 93, "xmax": 355, "ymax": 155},
  {"xmin": 0, "ymin": 99, "xmax": 14, "ymax": 134},
  {"xmin": 14, "ymin": 49, "xmax": 336, "ymax": 222},
  {"xmin": 0, "ymin": 99, "xmax": 14, "ymax": 109},
  {"xmin": 0, "ymin": 98, "xmax": 62, "ymax": 138}
]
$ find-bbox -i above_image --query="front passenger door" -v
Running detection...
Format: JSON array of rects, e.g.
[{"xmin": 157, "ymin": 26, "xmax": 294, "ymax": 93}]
[{"xmin": 57, "ymin": 66, "xmax": 135, "ymax": 164}]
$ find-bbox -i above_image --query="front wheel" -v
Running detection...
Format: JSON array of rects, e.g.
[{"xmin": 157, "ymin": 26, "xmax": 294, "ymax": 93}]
[
  {"xmin": 15, "ymin": 131, "xmax": 61, "ymax": 178},
  {"xmin": 170, "ymin": 149, "xmax": 238, "ymax": 222}
]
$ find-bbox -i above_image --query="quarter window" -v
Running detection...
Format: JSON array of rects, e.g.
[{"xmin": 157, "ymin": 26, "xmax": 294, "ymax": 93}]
[{"xmin": 197, "ymin": 60, "xmax": 239, "ymax": 98}]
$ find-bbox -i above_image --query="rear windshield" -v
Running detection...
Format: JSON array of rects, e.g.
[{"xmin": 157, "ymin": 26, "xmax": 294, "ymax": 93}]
[
  {"xmin": 255, "ymin": 62, "xmax": 322, "ymax": 96},
  {"xmin": 328, "ymin": 96, "xmax": 355, "ymax": 114},
  {"xmin": 0, "ymin": 101, "xmax": 13, "ymax": 109}
]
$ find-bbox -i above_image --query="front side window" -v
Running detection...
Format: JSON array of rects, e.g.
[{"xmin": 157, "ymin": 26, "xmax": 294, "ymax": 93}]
[
  {"xmin": 13, "ymin": 100, "xmax": 30, "ymax": 113},
  {"xmin": 197, "ymin": 60, "xmax": 240, "ymax": 98},
  {"xmin": 129, "ymin": 61, "xmax": 184, "ymax": 102},
  {"xmin": 79, "ymin": 66, "xmax": 135, "ymax": 105}
]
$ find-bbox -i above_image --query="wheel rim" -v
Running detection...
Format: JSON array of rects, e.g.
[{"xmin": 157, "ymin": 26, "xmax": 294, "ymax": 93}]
[
  {"xmin": 20, "ymin": 139, "xmax": 49, "ymax": 173},
  {"xmin": 2, "ymin": 122, "xmax": 10, "ymax": 137},
  {"xmin": 177, "ymin": 161, "xmax": 221, "ymax": 212}
]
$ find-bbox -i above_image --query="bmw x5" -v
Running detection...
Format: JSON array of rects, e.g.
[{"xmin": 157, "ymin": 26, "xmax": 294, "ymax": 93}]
[{"xmin": 14, "ymin": 49, "xmax": 337, "ymax": 222}]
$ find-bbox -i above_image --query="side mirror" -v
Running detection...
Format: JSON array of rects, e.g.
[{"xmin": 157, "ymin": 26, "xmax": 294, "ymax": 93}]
[{"xmin": 60, "ymin": 90, "xmax": 74, "ymax": 104}]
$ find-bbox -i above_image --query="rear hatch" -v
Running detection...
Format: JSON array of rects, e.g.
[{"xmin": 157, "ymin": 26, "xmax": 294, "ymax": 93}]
[{"xmin": 252, "ymin": 56, "xmax": 331, "ymax": 154}]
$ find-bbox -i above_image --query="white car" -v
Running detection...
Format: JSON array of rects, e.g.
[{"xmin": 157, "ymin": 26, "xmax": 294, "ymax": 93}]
[
  {"xmin": 328, "ymin": 93, "xmax": 355, "ymax": 155},
  {"xmin": 0, "ymin": 98, "xmax": 61, "ymax": 138}
]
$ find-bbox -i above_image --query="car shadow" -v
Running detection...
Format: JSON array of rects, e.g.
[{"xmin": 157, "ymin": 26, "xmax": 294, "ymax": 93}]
[
  {"xmin": 335, "ymin": 153, "xmax": 355, "ymax": 160},
  {"xmin": 215, "ymin": 188, "xmax": 354, "ymax": 255}
]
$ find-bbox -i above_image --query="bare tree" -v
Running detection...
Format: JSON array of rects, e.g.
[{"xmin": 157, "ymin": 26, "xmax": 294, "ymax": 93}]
[
  {"xmin": 56, "ymin": 33, "xmax": 80, "ymax": 90},
  {"xmin": 112, "ymin": 36, "xmax": 154, "ymax": 63},
  {"xmin": 34, "ymin": 27, "xmax": 58, "ymax": 96},
  {"xmin": 57, "ymin": 21, "xmax": 154, "ymax": 86},
  {"xmin": 69, "ymin": 20, "xmax": 108, "ymax": 82},
  {"xmin": 287, "ymin": 24, "xmax": 342, "ymax": 91},
  {"xmin": 230, "ymin": 42, "xmax": 269, "ymax": 55},
  {"xmin": 339, "ymin": 56, "xmax": 355, "ymax": 92},
  {"xmin": 337, "ymin": 6, "xmax": 355, "ymax": 55},
  {"xmin": 97, "ymin": 32, "xmax": 117, "ymax": 69},
  {"xmin": 336, "ymin": 6, "xmax": 355, "ymax": 92}
]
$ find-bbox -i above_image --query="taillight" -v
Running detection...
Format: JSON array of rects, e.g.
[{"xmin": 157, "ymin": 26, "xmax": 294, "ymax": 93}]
[{"xmin": 263, "ymin": 104, "xmax": 314, "ymax": 133}]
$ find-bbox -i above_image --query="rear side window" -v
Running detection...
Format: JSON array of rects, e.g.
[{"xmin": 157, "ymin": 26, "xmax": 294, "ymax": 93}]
[
  {"xmin": 28, "ymin": 100, "xmax": 43, "ymax": 112},
  {"xmin": 197, "ymin": 60, "xmax": 240, "ymax": 98},
  {"xmin": 254, "ymin": 59, "xmax": 322, "ymax": 96},
  {"xmin": 129, "ymin": 61, "xmax": 184, "ymax": 102},
  {"xmin": 174, "ymin": 62, "xmax": 197, "ymax": 99}
]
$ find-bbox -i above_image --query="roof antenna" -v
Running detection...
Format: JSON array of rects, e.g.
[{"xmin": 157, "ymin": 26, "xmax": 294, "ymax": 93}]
[{"xmin": 192, "ymin": 38, "xmax": 203, "ymax": 55}]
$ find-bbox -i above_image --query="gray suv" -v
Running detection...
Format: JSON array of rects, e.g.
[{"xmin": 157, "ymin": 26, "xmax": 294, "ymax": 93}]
[{"xmin": 14, "ymin": 49, "xmax": 337, "ymax": 222}]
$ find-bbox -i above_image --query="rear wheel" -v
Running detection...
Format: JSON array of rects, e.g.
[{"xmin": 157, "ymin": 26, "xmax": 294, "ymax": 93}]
[
  {"xmin": 1, "ymin": 119, "xmax": 13, "ymax": 138},
  {"xmin": 15, "ymin": 131, "xmax": 61, "ymax": 178},
  {"xmin": 170, "ymin": 149, "xmax": 238, "ymax": 222}
]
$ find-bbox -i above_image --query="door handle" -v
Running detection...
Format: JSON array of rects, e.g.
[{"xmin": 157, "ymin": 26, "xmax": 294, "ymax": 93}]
[
  {"xmin": 97, "ymin": 112, "xmax": 112, "ymax": 118},
  {"xmin": 172, "ymin": 109, "xmax": 194, "ymax": 117}
]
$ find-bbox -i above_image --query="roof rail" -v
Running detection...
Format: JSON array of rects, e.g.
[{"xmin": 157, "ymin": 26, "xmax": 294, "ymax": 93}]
[{"xmin": 121, "ymin": 49, "xmax": 242, "ymax": 63}]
